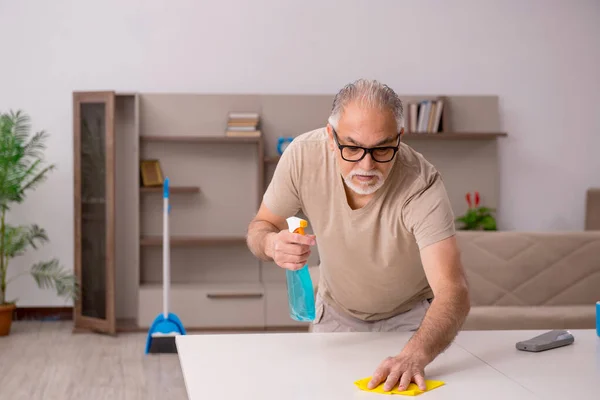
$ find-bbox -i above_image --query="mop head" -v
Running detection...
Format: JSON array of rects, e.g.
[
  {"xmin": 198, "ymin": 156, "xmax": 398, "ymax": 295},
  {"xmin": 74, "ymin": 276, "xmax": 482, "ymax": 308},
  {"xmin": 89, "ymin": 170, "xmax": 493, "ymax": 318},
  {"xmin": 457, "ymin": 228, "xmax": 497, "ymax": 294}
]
[
  {"xmin": 145, "ymin": 313, "xmax": 186, "ymax": 354},
  {"xmin": 148, "ymin": 333, "xmax": 179, "ymax": 354}
]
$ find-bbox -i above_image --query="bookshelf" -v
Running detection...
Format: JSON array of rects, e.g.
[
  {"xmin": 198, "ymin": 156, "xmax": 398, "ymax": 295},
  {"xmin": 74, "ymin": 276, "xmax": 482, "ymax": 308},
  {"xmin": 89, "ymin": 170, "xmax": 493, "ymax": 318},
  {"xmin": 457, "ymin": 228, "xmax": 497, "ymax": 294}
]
[
  {"xmin": 140, "ymin": 186, "xmax": 199, "ymax": 193},
  {"xmin": 402, "ymin": 132, "xmax": 507, "ymax": 140},
  {"xmin": 139, "ymin": 236, "xmax": 247, "ymax": 246},
  {"xmin": 73, "ymin": 91, "xmax": 506, "ymax": 334},
  {"xmin": 140, "ymin": 135, "xmax": 261, "ymax": 143},
  {"xmin": 264, "ymin": 132, "xmax": 507, "ymax": 164}
]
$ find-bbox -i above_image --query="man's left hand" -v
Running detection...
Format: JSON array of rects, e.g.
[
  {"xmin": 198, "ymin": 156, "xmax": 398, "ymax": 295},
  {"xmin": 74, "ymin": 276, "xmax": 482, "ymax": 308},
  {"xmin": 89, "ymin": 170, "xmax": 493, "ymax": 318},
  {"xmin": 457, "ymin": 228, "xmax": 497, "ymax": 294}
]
[{"xmin": 367, "ymin": 351, "xmax": 428, "ymax": 392}]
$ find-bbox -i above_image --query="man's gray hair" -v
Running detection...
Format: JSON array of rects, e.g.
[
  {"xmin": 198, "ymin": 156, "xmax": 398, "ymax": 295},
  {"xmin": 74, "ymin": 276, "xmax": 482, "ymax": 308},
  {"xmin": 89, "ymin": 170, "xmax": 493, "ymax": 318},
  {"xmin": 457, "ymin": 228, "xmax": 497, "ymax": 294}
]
[{"xmin": 328, "ymin": 79, "xmax": 404, "ymax": 132}]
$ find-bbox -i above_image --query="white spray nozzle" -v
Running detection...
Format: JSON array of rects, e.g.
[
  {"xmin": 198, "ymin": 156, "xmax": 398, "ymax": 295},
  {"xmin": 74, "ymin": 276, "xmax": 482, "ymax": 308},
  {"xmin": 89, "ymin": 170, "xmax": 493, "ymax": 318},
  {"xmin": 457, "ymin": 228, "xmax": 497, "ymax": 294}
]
[{"xmin": 286, "ymin": 216, "xmax": 308, "ymax": 234}]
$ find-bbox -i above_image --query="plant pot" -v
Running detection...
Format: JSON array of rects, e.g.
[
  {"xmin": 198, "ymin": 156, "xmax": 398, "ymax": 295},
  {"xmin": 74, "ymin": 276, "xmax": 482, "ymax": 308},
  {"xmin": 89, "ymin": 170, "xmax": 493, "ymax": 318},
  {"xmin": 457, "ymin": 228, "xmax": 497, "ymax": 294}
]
[{"xmin": 0, "ymin": 303, "xmax": 16, "ymax": 336}]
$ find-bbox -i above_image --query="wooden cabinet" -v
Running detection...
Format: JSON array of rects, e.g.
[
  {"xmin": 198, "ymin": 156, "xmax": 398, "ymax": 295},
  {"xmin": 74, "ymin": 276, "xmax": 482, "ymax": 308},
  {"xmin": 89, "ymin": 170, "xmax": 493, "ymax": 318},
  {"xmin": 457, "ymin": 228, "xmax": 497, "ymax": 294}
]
[
  {"xmin": 73, "ymin": 91, "xmax": 140, "ymax": 334},
  {"xmin": 138, "ymin": 283, "xmax": 266, "ymax": 329},
  {"xmin": 73, "ymin": 91, "xmax": 117, "ymax": 334}
]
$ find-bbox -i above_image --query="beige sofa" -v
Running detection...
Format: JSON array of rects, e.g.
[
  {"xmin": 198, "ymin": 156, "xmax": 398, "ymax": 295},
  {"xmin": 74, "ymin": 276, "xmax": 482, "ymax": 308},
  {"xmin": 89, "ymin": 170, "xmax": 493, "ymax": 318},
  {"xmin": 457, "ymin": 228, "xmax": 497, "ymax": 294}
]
[
  {"xmin": 310, "ymin": 230, "xmax": 600, "ymax": 331},
  {"xmin": 459, "ymin": 231, "xmax": 600, "ymax": 330},
  {"xmin": 586, "ymin": 188, "xmax": 600, "ymax": 230}
]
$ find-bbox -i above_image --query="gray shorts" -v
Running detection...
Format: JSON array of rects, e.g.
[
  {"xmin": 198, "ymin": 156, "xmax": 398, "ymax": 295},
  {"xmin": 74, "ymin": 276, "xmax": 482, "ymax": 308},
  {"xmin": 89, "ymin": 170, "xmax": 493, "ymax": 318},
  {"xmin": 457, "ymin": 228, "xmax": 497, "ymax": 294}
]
[{"xmin": 310, "ymin": 293, "xmax": 431, "ymax": 333}]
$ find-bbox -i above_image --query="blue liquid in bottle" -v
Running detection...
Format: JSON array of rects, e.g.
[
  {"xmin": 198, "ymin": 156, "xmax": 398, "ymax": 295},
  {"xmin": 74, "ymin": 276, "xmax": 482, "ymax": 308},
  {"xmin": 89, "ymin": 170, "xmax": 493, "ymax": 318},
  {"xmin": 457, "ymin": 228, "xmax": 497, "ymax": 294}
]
[{"xmin": 286, "ymin": 265, "xmax": 315, "ymax": 321}]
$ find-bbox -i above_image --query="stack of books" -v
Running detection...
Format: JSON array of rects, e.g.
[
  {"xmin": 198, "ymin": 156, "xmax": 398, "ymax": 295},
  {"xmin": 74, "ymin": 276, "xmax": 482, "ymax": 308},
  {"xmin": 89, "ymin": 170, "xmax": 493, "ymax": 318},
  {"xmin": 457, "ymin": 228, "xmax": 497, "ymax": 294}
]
[
  {"xmin": 225, "ymin": 112, "xmax": 261, "ymax": 137},
  {"xmin": 406, "ymin": 99, "xmax": 444, "ymax": 133}
]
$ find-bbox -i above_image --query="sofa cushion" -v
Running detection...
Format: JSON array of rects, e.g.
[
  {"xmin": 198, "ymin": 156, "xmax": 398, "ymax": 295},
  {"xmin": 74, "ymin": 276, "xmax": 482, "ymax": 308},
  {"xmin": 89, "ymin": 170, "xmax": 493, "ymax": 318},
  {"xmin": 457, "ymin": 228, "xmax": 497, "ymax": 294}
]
[{"xmin": 463, "ymin": 305, "xmax": 596, "ymax": 330}]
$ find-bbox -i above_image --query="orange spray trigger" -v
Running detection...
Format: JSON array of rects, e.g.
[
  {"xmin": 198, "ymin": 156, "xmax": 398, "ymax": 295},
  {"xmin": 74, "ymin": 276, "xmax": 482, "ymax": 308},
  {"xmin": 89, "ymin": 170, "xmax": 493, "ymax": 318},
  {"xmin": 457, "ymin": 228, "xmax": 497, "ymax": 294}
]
[{"xmin": 287, "ymin": 216, "xmax": 308, "ymax": 236}]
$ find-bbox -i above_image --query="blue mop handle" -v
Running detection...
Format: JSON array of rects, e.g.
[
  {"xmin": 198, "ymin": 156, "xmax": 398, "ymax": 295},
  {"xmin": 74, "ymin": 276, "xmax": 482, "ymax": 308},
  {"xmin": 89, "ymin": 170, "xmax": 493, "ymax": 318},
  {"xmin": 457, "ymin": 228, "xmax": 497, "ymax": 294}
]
[{"xmin": 163, "ymin": 178, "xmax": 170, "ymax": 319}]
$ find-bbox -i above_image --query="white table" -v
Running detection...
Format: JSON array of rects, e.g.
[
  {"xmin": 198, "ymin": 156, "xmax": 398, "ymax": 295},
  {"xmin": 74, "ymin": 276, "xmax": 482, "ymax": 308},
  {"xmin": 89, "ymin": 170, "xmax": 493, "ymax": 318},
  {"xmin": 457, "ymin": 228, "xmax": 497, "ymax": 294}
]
[
  {"xmin": 454, "ymin": 329, "xmax": 600, "ymax": 399},
  {"xmin": 176, "ymin": 329, "xmax": 599, "ymax": 399}
]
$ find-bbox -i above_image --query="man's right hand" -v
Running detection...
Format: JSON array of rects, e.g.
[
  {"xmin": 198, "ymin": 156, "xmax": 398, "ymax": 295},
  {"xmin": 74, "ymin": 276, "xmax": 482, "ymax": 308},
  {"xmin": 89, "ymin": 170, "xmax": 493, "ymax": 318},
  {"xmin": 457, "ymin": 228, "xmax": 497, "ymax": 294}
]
[{"xmin": 266, "ymin": 230, "xmax": 316, "ymax": 271}]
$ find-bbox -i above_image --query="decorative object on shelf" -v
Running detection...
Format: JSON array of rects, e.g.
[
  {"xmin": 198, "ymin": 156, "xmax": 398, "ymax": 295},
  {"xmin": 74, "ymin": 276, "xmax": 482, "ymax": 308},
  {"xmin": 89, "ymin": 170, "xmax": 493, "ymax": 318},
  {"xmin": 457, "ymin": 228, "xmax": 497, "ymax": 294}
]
[
  {"xmin": 0, "ymin": 110, "xmax": 78, "ymax": 336},
  {"xmin": 140, "ymin": 159, "xmax": 163, "ymax": 187},
  {"xmin": 455, "ymin": 191, "xmax": 497, "ymax": 231},
  {"xmin": 277, "ymin": 137, "xmax": 294, "ymax": 155}
]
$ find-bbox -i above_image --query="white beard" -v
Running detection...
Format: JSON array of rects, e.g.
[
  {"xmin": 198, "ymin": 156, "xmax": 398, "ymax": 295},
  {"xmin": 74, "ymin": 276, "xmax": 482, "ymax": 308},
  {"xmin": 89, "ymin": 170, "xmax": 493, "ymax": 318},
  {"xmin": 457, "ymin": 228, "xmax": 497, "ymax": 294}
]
[{"xmin": 343, "ymin": 168, "xmax": 385, "ymax": 195}]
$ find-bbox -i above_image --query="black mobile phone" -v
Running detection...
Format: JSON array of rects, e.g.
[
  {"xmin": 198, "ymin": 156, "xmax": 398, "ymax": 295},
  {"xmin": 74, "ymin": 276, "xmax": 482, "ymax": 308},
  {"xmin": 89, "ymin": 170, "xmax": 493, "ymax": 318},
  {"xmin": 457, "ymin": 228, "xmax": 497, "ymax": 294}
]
[{"xmin": 515, "ymin": 330, "xmax": 574, "ymax": 352}]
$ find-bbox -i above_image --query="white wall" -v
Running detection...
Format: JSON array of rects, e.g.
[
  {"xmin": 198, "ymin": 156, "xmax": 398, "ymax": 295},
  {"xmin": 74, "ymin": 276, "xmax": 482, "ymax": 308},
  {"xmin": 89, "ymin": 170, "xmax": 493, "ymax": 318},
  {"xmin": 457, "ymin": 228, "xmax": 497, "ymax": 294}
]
[{"xmin": 0, "ymin": 0, "xmax": 599, "ymax": 306}]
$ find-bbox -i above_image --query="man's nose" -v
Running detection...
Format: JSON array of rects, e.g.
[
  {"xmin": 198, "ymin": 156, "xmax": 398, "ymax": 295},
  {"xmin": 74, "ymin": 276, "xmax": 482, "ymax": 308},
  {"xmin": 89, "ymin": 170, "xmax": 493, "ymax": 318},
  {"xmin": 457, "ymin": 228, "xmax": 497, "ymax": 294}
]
[{"xmin": 358, "ymin": 151, "xmax": 375, "ymax": 170}]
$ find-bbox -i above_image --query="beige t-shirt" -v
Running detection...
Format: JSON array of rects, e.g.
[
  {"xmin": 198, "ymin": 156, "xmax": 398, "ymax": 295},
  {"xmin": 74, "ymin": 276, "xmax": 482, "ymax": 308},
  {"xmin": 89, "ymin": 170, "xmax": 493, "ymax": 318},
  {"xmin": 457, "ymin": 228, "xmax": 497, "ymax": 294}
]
[{"xmin": 262, "ymin": 127, "xmax": 456, "ymax": 321}]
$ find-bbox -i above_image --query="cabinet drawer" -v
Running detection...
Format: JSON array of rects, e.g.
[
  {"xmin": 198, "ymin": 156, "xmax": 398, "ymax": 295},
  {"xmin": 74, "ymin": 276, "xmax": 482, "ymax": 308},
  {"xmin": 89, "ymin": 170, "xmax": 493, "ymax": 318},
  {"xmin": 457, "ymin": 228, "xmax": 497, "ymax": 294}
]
[
  {"xmin": 138, "ymin": 283, "xmax": 265, "ymax": 329},
  {"xmin": 264, "ymin": 282, "xmax": 312, "ymax": 328}
]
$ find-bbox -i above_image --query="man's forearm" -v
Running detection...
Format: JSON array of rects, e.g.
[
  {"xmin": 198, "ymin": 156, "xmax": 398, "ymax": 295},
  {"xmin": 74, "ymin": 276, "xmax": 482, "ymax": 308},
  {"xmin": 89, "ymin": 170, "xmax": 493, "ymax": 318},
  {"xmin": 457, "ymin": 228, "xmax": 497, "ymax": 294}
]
[
  {"xmin": 403, "ymin": 286, "xmax": 470, "ymax": 364},
  {"xmin": 246, "ymin": 220, "xmax": 278, "ymax": 261}
]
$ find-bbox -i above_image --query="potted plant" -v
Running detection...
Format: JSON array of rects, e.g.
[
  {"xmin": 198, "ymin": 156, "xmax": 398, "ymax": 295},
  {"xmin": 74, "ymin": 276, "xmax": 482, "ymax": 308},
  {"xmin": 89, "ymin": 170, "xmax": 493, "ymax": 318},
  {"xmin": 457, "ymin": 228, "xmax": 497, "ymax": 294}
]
[
  {"xmin": 455, "ymin": 191, "xmax": 497, "ymax": 231},
  {"xmin": 0, "ymin": 110, "xmax": 78, "ymax": 336}
]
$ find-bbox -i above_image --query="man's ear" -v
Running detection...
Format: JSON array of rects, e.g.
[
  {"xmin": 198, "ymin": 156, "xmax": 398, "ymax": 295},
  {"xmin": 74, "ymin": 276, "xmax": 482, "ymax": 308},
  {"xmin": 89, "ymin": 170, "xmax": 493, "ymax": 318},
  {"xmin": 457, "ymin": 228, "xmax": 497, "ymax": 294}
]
[{"xmin": 326, "ymin": 124, "xmax": 334, "ymax": 151}]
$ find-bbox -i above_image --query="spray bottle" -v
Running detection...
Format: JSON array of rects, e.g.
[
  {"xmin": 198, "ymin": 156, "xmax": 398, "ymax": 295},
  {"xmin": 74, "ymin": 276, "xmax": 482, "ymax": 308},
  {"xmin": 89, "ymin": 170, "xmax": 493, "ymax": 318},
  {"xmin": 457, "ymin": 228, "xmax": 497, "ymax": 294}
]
[{"xmin": 285, "ymin": 216, "xmax": 316, "ymax": 322}]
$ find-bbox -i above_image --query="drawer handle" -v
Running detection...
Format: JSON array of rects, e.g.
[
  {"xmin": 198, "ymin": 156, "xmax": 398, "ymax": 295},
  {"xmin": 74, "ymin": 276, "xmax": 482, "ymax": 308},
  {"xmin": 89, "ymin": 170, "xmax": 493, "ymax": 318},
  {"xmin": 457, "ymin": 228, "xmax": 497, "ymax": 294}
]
[{"xmin": 206, "ymin": 293, "xmax": 263, "ymax": 299}]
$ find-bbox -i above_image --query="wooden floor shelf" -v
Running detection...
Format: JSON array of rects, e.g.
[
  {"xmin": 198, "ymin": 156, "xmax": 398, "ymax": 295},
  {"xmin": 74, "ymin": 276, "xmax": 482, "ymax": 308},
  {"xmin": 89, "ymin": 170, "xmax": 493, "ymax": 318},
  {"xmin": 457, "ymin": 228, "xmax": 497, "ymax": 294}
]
[
  {"xmin": 140, "ymin": 235, "xmax": 247, "ymax": 246},
  {"xmin": 140, "ymin": 135, "xmax": 261, "ymax": 143},
  {"xmin": 264, "ymin": 132, "xmax": 506, "ymax": 163},
  {"xmin": 402, "ymin": 132, "xmax": 507, "ymax": 140},
  {"xmin": 140, "ymin": 186, "xmax": 199, "ymax": 193},
  {"xmin": 72, "ymin": 91, "xmax": 506, "ymax": 334}
]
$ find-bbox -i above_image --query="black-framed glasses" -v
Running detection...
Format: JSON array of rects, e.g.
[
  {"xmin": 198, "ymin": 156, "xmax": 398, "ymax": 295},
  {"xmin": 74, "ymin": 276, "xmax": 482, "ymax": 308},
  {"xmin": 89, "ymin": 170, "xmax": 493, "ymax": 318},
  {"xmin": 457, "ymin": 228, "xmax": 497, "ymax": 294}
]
[{"xmin": 332, "ymin": 127, "xmax": 401, "ymax": 163}]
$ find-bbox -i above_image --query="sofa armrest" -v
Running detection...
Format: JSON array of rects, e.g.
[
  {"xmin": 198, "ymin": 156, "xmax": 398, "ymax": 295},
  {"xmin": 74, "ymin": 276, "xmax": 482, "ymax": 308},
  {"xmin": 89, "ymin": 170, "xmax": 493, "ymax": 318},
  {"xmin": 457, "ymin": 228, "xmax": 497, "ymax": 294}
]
[{"xmin": 586, "ymin": 188, "xmax": 600, "ymax": 230}]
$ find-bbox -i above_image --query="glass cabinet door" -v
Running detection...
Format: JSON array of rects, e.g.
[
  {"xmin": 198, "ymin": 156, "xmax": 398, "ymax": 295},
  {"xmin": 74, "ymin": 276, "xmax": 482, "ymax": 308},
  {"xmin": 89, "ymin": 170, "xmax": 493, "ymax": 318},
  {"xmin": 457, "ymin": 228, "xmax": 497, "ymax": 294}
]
[{"xmin": 73, "ymin": 91, "xmax": 116, "ymax": 334}]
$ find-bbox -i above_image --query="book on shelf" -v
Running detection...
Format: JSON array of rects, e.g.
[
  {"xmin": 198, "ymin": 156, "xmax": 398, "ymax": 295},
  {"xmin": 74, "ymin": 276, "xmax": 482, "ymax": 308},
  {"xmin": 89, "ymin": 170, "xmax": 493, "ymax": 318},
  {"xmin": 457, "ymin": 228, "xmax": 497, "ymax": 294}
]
[
  {"xmin": 228, "ymin": 112, "xmax": 260, "ymax": 120},
  {"xmin": 406, "ymin": 99, "xmax": 444, "ymax": 133},
  {"xmin": 226, "ymin": 126, "xmax": 256, "ymax": 131},
  {"xmin": 227, "ymin": 112, "xmax": 259, "ymax": 127},
  {"xmin": 225, "ymin": 111, "xmax": 261, "ymax": 137},
  {"xmin": 226, "ymin": 129, "xmax": 261, "ymax": 137}
]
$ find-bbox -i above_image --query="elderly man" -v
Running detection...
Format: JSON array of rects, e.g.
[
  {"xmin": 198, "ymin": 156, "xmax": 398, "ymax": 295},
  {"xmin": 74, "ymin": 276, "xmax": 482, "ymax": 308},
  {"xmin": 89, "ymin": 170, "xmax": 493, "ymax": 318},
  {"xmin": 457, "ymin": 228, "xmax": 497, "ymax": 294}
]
[{"xmin": 246, "ymin": 79, "xmax": 470, "ymax": 392}]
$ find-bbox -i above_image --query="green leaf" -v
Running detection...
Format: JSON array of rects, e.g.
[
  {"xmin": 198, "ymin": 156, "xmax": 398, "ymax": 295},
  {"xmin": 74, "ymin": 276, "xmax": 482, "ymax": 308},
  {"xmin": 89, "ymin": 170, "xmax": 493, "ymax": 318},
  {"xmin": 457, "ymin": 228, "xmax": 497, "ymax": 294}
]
[
  {"xmin": 481, "ymin": 215, "xmax": 497, "ymax": 230},
  {"xmin": 464, "ymin": 212, "xmax": 478, "ymax": 225},
  {"xmin": 2, "ymin": 224, "xmax": 48, "ymax": 258},
  {"xmin": 23, "ymin": 130, "xmax": 49, "ymax": 160},
  {"xmin": 30, "ymin": 259, "xmax": 79, "ymax": 301},
  {"xmin": 0, "ymin": 110, "xmax": 55, "ymax": 208}
]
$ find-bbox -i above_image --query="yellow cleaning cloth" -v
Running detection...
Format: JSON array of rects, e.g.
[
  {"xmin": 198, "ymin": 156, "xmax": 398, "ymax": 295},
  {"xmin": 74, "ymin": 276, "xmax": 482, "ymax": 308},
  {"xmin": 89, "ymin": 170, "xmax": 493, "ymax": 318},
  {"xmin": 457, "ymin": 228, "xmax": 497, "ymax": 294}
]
[{"xmin": 354, "ymin": 377, "xmax": 445, "ymax": 396}]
